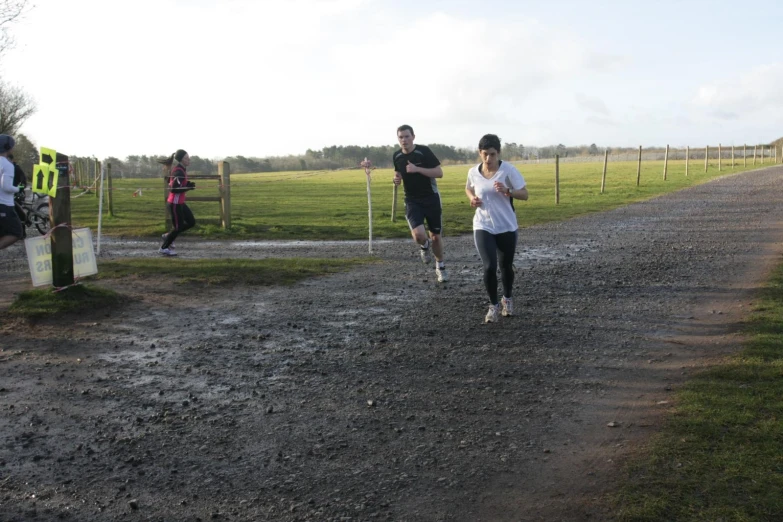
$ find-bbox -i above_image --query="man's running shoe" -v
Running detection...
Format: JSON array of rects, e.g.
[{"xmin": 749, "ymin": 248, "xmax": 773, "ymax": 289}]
[
  {"xmin": 159, "ymin": 248, "xmax": 177, "ymax": 257},
  {"xmin": 436, "ymin": 267, "xmax": 448, "ymax": 283},
  {"xmin": 485, "ymin": 304, "xmax": 500, "ymax": 323},
  {"xmin": 501, "ymin": 296, "xmax": 514, "ymax": 317},
  {"xmin": 420, "ymin": 247, "xmax": 432, "ymax": 264}
]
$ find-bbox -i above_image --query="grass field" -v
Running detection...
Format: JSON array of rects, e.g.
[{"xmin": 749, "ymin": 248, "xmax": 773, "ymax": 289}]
[
  {"xmin": 71, "ymin": 159, "xmax": 770, "ymax": 239},
  {"xmin": 615, "ymin": 262, "xmax": 783, "ymax": 521}
]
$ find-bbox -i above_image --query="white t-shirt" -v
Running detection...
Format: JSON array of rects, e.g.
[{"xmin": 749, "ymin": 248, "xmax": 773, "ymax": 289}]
[
  {"xmin": 0, "ymin": 156, "xmax": 17, "ymax": 206},
  {"xmin": 466, "ymin": 161, "xmax": 526, "ymax": 234}
]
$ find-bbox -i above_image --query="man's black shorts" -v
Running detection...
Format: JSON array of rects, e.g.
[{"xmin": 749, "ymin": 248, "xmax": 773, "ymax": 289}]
[
  {"xmin": 0, "ymin": 204, "xmax": 23, "ymax": 239},
  {"xmin": 405, "ymin": 193, "xmax": 442, "ymax": 235}
]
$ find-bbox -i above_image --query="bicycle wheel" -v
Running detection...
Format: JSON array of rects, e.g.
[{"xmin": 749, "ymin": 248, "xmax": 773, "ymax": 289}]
[{"xmin": 32, "ymin": 204, "xmax": 50, "ymax": 235}]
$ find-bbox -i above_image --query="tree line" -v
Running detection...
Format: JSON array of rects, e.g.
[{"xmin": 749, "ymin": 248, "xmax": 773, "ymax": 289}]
[
  {"xmin": 90, "ymin": 142, "xmax": 684, "ymax": 178},
  {"xmin": 19, "ymin": 139, "xmax": 783, "ymax": 181}
]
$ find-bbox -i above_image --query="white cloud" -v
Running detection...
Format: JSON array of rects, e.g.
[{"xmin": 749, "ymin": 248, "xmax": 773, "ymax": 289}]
[
  {"xmin": 575, "ymin": 93, "xmax": 610, "ymax": 116},
  {"xmin": 694, "ymin": 63, "xmax": 783, "ymax": 113}
]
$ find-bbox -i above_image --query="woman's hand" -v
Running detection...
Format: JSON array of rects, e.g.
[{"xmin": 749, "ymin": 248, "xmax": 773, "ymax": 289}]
[
  {"xmin": 470, "ymin": 196, "xmax": 483, "ymax": 208},
  {"xmin": 493, "ymin": 181, "xmax": 511, "ymax": 196}
]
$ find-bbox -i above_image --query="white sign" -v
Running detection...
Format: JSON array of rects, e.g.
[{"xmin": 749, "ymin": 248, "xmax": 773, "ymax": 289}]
[{"xmin": 24, "ymin": 228, "xmax": 98, "ymax": 287}]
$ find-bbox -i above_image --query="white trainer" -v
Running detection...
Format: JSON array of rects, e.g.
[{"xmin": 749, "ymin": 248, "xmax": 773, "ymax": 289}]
[
  {"xmin": 162, "ymin": 233, "xmax": 175, "ymax": 250},
  {"xmin": 436, "ymin": 267, "xmax": 448, "ymax": 283},
  {"xmin": 501, "ymin": 296, "xmax": 513, "ymax": 317},
  {"xmin": 484, "ymin": 304, "xmax": 500, "ymax": 323},
  {"xmin": 420, "ymin": 247, "xmax": 432, "ymax": 264},
  {"xmin": 159, "ymin": 247, "xmax": 177, "ymax": 257}
]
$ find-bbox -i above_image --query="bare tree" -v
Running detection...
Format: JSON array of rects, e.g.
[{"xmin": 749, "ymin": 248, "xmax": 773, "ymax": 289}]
[
  {"xmin": 0, "ymin": 0, "xmax": 28, "ymax": 56},
  {"xmin": 0, "ymin": 81, "xmax": 35, "ymax": 134},
  {"xmin": 0, "ymin": 1, "xmax": 34, "ymax": 134}
]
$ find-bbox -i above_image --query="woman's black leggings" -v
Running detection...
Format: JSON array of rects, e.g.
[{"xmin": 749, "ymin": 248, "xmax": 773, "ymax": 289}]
[
  {"xmin": 474, "ymin": 229, "xmax": 518, "ymax": 305},
  {"xmin": 162, "ymin": 203, "xmax": 195, "ymax": 248}
]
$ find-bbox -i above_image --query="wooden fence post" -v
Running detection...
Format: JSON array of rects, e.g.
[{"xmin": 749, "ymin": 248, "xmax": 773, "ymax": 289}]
[
  {"xmin": 663, "ymin": 144, "xmax": 669, "ymax": 180},
  {"xmin": 219, "ymin": 161, "xmax": 231, "ymax": 229},
  {"xmin": 94, "ymin": 158, "xmax": 99, "ymax": 197},
  {"xmin": 718, "ymin": 144, "xmax": 722, "ymax": 171},
  {"xmin": 744, "ymin": 144, "xmax": 747, "ymax": 167},
  {"xmin": 601, "ymin": 149, "xmax": 608, "ymax": 194},
  {"xmin": 686, "ymin": 146, "xmax": 689, "ymax": 177},
  {"xmin": 704, "ymin": 145, "xmax": 709, "ymax": 172},
  {"xmin": 52, "ymin": 153, "xmax": 74, "ymax": 288},
  {"xmin": 391, "ymin": 184, "xmax": 398, "ymax": 222},
  {"xmin": 762, "ymin": 145, "xmax": 765, "ymax": 164},
  {"xmin": 636, "ymin": 145, "xmax": 642, "ymax": 186},
  {"xmin": 753, "ymin": 145, "xmax": 757, "ymax": 165},
  {"xmin": 107, "ymin": 162, "xmax": 114, "ymax": 217},
  {"xmin": 731, "ymin": 145, "xmax": 735, "ymax": 168},
  {"xmin": 555, "ymin": 154, "xmax": 560, "ymax": 204},
  {"xmin": 163, "ymin": 166, "xmax": 171, "ymax": 230}
]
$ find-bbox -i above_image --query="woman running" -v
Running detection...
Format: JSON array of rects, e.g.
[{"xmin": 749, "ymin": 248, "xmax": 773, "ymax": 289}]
[
  {"xmin": 465, "ymin": 134, "xmax": 528, "ymax": 323},
  {"xmin": 159, "ymin": 149, "xmax": 195, "ymax": 256}
]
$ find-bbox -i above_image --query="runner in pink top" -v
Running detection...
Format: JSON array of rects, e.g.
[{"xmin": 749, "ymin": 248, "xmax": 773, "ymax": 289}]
[{"xmin": 159, "ymin": 149, "xmax": 195, "ymax": 256}]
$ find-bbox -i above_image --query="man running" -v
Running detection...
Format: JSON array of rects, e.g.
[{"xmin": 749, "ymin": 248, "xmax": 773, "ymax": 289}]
[{"xmin": 392, "ymin": 124, "xmax": 447, "ymax": 283}]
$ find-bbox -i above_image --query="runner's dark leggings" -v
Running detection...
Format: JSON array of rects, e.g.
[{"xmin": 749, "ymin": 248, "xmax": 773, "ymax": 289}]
[
  {"xmin": 162, "ymin": 203, "xmax": 195, "ymax": 249},
  {"xmin": 474, "ymin": 229, "xmax": 517, "ymax": 305}
]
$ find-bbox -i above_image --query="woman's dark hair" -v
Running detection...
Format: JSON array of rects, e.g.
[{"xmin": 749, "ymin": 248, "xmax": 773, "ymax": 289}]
[
  {"xmin": 478, "ymin": 134, "xmax": 501, "ymax": 152},
  {"xmin": 157, "ymin": 149, "xmax": 187, "ymax": 168},
  {"xmin": 157, "ymin": 154, "xmax": 175, "ymax": 167}
]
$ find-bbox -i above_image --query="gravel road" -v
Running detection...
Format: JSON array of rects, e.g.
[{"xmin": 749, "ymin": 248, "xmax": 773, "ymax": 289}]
[{"xmin": 1, "ymin": 166, "xmax": 782, "ymax": 521}]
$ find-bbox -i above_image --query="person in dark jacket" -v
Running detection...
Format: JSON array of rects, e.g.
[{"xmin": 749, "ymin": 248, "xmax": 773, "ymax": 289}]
[
  {"xmin": 159, "ymin": 149, "xmax": 195, "ymax": 256},
  {"xmin": 9, "ymin": 153, "xmax": 28, "ymax": 235}
]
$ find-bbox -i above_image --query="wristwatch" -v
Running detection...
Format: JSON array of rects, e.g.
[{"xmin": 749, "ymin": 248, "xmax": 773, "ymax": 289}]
[{"xmin": 506, "ymin": 188, "xmax": 512, "ymax": 196}]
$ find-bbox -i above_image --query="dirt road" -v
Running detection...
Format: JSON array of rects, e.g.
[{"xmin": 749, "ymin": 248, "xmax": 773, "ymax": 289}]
[{"xmin": 2, "ymin": 166, "xmax": 782, "ymax": 521}]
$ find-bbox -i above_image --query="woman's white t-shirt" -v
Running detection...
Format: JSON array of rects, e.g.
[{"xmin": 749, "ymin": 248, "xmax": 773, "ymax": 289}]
[{"xmin": 466, "ymin": 161, "xmax": 526, "ymax": 235}]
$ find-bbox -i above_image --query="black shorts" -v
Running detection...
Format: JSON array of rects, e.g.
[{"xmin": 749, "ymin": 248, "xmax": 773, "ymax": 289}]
[
  {"xmin": 0, "ymin": 204, "xmax": 23, "ymax": 239},
  {"xmin": 405, "ymin": 194, "xmax": 442, "ymax": 235}
]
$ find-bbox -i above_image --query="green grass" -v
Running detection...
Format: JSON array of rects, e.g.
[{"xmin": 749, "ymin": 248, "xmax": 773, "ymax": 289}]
[
  {"xmin": 614, "ymin": 264, "xmax": 783, "ymax": 521},
  {"xmin": 9, "ymin": 284, "xmax": 123, "ymax": 318},
  {"xmin": 72, "ymin": 160, "xmax": 769, "ymax": 239},
  {"xmin": 8, "ymin": 259, "xmax": 377, "ymax": 318},
  {"xmin": 92, "ymin": 257, "xmax": 377, "ymax": 286}
]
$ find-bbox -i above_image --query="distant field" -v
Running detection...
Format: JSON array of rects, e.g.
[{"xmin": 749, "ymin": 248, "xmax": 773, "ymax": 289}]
[{"xmin": 69, "ymin": 160, "xmax": 770, "ymax": 240}]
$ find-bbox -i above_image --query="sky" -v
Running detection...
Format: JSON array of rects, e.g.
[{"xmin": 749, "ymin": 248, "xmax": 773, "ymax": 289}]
[{"xmin": 2, "ymin": 0, "xmax": 782, "ymax": 160}]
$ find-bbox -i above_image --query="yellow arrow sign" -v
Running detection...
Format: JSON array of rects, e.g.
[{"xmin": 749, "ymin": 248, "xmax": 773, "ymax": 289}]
[
  {"xmin": 40, "ymin": 147, "xmax": 56, "ymax": 166},
  {"xmin": 32, "ymin": 164, "xmax": 49, "ymax": 195}
]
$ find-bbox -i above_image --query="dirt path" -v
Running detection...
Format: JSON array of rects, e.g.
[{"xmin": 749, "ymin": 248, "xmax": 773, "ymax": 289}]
[{"xmin": 1, "ymin": 166, "xmax": 783, "ymax": 522}]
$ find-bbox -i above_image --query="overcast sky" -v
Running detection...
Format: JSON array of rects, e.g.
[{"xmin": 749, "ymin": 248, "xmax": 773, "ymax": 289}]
[{"xmin": 3, "ymin": 0, "xmax": 782, "ymax": 160}]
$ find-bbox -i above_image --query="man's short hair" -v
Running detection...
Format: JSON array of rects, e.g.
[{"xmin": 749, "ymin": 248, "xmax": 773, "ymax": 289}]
[
  {"xmin": 478, "ymin": 134, "xmax": 501, "ymax": 152},
  {"xmin": 397, "ymin": 124, "xmax": 414, "ymax": 136}
]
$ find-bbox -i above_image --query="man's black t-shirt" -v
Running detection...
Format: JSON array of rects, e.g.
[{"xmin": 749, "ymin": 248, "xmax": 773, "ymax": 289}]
[
  {"xmin": 12, "ymin": 163, "xmax": 25, "ymax": 187},
  {"xmin": 392, "ymin": 145, "xmax": 441, "ymax": 200}
]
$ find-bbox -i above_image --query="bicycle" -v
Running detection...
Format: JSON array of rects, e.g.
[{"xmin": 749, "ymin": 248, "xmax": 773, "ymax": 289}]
[{"xmin": 13, "ymin": 189, "xmax": 50, "ymax": 237}]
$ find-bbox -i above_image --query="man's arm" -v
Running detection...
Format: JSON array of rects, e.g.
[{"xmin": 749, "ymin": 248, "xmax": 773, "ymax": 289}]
[
  {"xmin": 0, "ymin": 166, "xmax": 18, "ymax": 194},
  {"xmin": 406, "ymin": 162, "xmax": 443, "ymax": 178}
]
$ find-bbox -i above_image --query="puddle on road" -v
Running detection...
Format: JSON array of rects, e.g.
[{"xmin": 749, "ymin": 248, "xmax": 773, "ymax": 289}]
[
  {"xmin": 236, "ymin": 239, "xmax": 397, "ymax": 248},
  {"xmin": 514, "ymin": 242, "xmax": 596, "ymax": 267}
]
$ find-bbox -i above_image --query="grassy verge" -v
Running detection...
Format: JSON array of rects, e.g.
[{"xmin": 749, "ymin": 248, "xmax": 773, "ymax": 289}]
[
  {"xmin": 92, "ymin": 257, "xmax": 378, "ymax": 286},
  {"xmin": 7, "ymin": 258, "xmax": 377, "ymax": 319},
  {"xmin": 9, "ymin": 284, "xmax": 123, "ymax": 319},
  {"xmin": 70, "ymin": 160, "xmax": 769, "ymax": 239},
  {"xmin": 614, "ymin": 264, "xmax": 783, "ymax": 521}
]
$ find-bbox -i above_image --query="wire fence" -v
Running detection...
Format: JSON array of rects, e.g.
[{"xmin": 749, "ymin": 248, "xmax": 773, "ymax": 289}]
[{"xmin": 516, "ymin": 144, "xmax": 778, "ymax": 164}]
